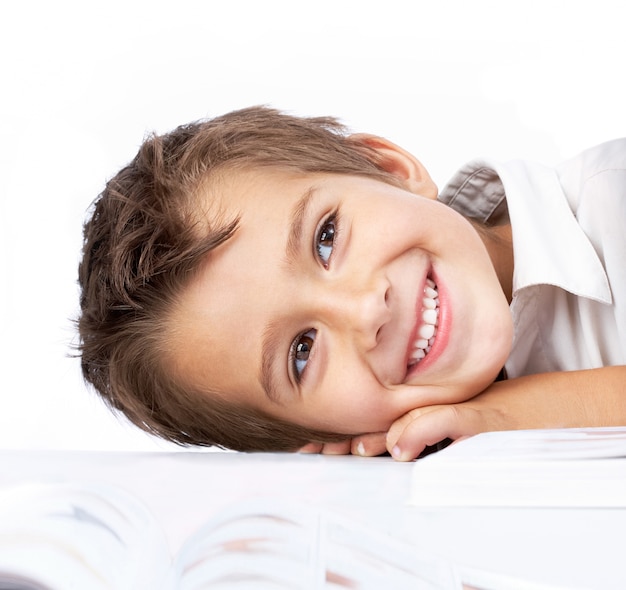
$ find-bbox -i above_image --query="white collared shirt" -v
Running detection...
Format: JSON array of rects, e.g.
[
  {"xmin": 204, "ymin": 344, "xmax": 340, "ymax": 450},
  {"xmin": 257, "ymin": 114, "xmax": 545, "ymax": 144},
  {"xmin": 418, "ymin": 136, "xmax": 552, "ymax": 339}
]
[{"xmin": 439, "ymin": 139, "xmax": 626, "ymax": 379}]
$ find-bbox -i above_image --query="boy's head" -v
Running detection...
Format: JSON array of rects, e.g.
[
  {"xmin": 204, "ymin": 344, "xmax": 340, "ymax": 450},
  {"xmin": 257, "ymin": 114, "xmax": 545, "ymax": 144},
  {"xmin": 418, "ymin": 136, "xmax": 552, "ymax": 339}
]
[{"xmin": 78, "ymin": 106, "xmax": 513, "ymax": 451}]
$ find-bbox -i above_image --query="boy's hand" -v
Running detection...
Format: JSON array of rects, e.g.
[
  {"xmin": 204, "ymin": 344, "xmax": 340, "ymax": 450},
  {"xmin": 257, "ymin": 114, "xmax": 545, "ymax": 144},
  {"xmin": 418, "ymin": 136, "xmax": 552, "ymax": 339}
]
[
  {"xmin": 299, "ymin": 432, "xmax": 388, "ymax": 457},
  {"xmin": 385, "ymin": 401, "xmax": 505, "ymax": 461},
  {"xmin": 387, "ymin": 366, "xmax": 626, "ymax": 461}
]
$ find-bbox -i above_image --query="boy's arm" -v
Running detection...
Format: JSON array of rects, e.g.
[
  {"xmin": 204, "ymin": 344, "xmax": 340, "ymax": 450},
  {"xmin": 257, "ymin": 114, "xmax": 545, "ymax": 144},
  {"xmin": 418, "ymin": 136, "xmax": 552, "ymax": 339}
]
[{"xmin": 387, "ymin": 365, "xmax": 626, "ymax": 461}]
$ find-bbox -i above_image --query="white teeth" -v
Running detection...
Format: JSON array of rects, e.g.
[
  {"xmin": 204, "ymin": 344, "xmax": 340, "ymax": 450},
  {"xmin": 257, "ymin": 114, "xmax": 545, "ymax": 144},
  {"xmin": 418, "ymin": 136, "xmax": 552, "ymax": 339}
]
[
  {"xmin": 423, "ymin": 297, "xmax": 437, "ymax": 310},
  {"xmin": 418, "ymin": 323, "xmax": 436, "ymax": 340},
  {"xmin": 422, "ymin": 309, "xmax": 438, "ymax": 325},
  {"xmin": 424, "ymin": 286, "xmax": 438, "ymax": 299},
  {"xmin": 413, "ymin": 348, "xmax": 426, "ymax": 360},
  {"xmin": 408, "ymin": 279, "xmax": 440, "ymax": 367}
]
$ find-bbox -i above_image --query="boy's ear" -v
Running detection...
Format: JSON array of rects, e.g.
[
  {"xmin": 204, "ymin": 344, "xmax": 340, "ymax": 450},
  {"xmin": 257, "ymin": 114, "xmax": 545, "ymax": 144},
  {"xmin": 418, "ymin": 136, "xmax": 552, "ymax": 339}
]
[{"xmin": 350, "ymin": 134, "xmax": 438, "ymax": 199}]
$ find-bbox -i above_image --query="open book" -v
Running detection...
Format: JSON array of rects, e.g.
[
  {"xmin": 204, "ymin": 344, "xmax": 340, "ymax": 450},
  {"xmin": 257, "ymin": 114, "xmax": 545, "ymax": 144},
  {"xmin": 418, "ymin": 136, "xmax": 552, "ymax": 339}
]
[
  {"xmin": 0, "ymin": 479, "xmax": 566, "ymax": 590},
  {"xmin": 410, "ymin": 426, "xmax": 626, "ymax": 507},
  {"xmin": 0, "ymin": 480, "xmax": 466, "ymax": 590}
]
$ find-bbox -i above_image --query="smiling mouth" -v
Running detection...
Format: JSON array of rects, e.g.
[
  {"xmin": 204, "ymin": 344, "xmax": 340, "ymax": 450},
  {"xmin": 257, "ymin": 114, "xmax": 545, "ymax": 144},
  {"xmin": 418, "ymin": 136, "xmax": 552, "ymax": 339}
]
[{"xmin": 407, "ymin": 277, "xmax": 439, "ymax": 370}]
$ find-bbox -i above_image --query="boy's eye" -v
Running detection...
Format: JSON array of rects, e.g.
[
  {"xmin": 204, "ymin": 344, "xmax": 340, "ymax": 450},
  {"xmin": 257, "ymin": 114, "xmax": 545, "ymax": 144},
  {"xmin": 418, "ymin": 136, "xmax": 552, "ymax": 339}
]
[
  {"xmin": 291, "ymin": 329, "xmax": 316, "ymax": 381},
  {"xmin": 316, "ymin": 214, "xmax": 336, "ymax": 267}
]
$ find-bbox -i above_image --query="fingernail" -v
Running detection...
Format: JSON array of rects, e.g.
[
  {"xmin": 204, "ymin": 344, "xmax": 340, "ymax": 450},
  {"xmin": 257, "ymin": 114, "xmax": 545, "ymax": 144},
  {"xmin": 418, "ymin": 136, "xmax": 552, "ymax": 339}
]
[
  {"xmin": 356, "ymin": 442, "xmax": 366, "ymax": 456},
  {"xmin": 391, "ymin": 445, "xmax": 402, "ymax": 460}
]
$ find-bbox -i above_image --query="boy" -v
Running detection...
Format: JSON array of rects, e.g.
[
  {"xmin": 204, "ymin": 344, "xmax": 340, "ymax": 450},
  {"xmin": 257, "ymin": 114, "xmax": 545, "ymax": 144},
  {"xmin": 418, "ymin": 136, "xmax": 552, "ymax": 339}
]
[{"xmin": 78, "ymin": 106, "xmax": 626, "ymax": 460}]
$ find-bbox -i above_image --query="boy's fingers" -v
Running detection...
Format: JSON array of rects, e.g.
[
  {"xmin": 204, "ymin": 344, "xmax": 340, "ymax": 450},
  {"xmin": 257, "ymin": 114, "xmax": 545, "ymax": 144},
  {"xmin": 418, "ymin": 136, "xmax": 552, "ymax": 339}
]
[
  {"xmin": 298, "ymin": 435, "xmax": 388, "ymax": 457},
  {"xmin": 387, "ymin": 406, "xmax": 472, "ymax": 461},
  {"xmin": 298, "ymin": 442, "xmax": 324, "ymax": 454},
  {"xmin": 386, "ymin": 410, "xmax": 423, "ymax": 446},
  {"xmin": 351, "ymin": 432, "xmax": 387, "ymax": 456},
  {"xmin": 318, "ymin": 440, "xmax": 352, "ymax": 455},
  {"xmin": 299, "ymin": 440, "xmax": 352, "ymax": 455},
  {"xmin": 299, "ymin": 434, "xmax": 389, "ymax": 457}
]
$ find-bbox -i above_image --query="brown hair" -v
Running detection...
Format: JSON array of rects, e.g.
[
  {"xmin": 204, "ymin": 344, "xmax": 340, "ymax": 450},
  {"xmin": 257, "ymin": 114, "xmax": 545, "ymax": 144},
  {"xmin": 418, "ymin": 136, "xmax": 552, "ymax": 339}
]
[{"xmin": 78, "ymin": 106, "xmax": 400, "ymax": 451}]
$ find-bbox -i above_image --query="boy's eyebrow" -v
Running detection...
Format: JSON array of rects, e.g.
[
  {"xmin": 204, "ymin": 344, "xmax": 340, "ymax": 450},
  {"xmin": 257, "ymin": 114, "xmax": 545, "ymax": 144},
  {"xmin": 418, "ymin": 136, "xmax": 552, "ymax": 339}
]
[
  {"xmin": 259, "ymin": 185, "xmax": 319, "ymax": 403},
  {"xmin": 284, "ymin": 185, "xmax": 318, "ymax": 268},
  {"xmin": 260, "ymin": 319, "xmax": 284, "ymax": 403}
]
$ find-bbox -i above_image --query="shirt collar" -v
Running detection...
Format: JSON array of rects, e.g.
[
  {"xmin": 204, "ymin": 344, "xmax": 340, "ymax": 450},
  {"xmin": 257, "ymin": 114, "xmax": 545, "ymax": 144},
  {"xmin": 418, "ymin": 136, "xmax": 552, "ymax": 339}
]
[{"xmin": 439, "ymin": 158, "xmax": 612, "ymax": 304}]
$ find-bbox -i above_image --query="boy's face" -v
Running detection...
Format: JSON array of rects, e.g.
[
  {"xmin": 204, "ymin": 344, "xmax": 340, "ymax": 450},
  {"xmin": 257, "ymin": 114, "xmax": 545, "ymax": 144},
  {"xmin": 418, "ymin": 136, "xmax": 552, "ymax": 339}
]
[{"xmin": 172, "ymin": 142, "xmax": 513, "ymax": 437}]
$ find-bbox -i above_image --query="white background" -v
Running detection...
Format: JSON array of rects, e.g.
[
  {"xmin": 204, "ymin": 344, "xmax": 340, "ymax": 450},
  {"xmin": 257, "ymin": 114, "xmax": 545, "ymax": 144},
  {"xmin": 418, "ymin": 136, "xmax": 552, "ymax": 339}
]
[{"xmin": 1, "ymin": 0, "xmax": 625, "ymax": 451}]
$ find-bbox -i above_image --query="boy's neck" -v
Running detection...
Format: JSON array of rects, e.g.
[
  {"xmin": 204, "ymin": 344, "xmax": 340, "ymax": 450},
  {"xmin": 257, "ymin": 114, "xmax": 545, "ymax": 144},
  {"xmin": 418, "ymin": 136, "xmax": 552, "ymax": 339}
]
[{"xmin": 481, "ymin": 223, "xmax": 514, "ymax": 304}]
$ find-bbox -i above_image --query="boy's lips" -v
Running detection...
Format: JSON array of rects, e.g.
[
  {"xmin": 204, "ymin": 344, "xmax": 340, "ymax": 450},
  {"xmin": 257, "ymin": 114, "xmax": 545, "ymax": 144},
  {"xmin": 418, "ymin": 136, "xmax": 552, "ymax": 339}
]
[{"xmin": 404, "ymin": 275, "xmax": 440, "ymax": 379}]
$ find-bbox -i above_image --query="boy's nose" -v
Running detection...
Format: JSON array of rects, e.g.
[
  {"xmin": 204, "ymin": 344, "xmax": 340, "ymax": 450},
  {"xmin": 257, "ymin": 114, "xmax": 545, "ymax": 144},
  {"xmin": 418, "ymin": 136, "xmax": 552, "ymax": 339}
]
[{"xmin": 319, "ymin": 275, "xmax": 391, "ymax": 350}]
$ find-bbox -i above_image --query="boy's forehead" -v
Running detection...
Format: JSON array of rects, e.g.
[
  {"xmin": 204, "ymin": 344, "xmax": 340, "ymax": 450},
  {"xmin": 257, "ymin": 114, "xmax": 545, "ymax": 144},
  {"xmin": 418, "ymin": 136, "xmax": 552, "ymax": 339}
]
[
  {"xmin": 170, "ymin": 247, "xmax": 263, "ymax": 396},
  {"xmin": 200, "ymin": 167, "xmax": 321, "ymax": 219}
]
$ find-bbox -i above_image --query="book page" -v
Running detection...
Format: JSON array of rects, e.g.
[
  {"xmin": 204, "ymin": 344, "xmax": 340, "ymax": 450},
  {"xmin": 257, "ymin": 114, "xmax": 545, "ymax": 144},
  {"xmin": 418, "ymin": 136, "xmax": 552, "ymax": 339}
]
[
  {"xmin": 0, "ymin": 482, "xmax": 171, "ymax": 590},
  {"xmin": 410, "ymin": 427, "xmax": 626, "ymax": 507},
  {"xmin": 172, "ymin": 498, "xmax": 462, "ymax": 589},
  {"xmin": 434, "ymin": 427, "xmax": 626, "ymax": 461}
]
